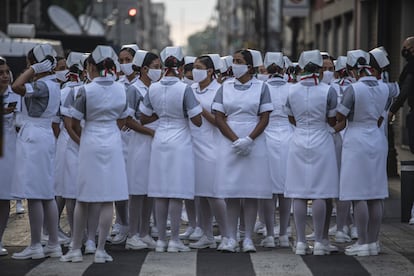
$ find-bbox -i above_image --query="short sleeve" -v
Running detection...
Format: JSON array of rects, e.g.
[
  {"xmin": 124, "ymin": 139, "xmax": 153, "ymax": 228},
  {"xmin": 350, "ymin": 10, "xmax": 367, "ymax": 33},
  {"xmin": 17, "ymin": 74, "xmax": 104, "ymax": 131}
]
[
  {"xmin": 259, "ymin": 84, "xmax": 273, "ymax": 114},
  {"xmin": 326, "ymin": 87, "xmax": 338, "ymax": 117},
  {"xmin": 183, "ymin": 86, "xmax": 202, "ymax": 118},
  {"xmin": 71, "ymin": 87, "xmax": 86, "ymax": 120},
  {"xmin": 139, "ymin": 92, "xmax": 154, "ymax": 116},
  {"xmin": 212, "ymin": 86, "xmax": 224, "ymax": 113},
  {"xmin": 337, "ymin": 85, "xmax": 355, "ymax": 116},
  {"xmin": 61, "ymin": 88, "xmax": 74, "ymax": 117}
]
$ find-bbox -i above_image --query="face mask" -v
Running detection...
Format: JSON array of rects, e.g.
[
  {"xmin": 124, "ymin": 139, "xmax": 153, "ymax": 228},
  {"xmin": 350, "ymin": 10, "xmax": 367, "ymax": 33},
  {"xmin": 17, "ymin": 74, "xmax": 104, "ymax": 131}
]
[
  {"xmin": 55, "ymin": 69, "xmax": 69, "ymax": 82},
  {"xmin": 232, "ymin": 64, "xmax": 249, "ymax": 79},
  {"xmin": 120, "ymin": 63, "xmax": 134, "ymax": 76},
  {"xmin": 147, "ymin": 69, "xmax": 162, "ymax": 82},
  {"xmin": 321, "ymin": 70, "xmax": 334, "ymax": 84},
  {"xmin": 182, "ymin": 77, "xmax": 195, "ymax": 85},
  {"xmin": 192, "ymin": 69, "xmax": 208, "ymax": 83},
  {"xmin": 256, "ymin": 74, "xmax": 269, "ymax": 81}
]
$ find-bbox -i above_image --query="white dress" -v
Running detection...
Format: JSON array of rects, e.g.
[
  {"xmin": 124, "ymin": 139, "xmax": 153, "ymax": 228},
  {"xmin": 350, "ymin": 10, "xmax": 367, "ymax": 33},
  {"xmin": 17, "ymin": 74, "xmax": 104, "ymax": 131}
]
[
  {"xmin": 71, "ymin": 76, "xmax": 129, "ymax": 202},
  {"xmin": 0, "ymin": 87, "xmax": 21, "ymax": 200},
  {"xmin": 61, "ymin": 82, "xmax": 83, "ymax": 199},
  {"xmin": 264, "ymin": 78, "xmax": 293, "ymax": 194},
  {"xmin": 139, "ymin": 76, "xmax": 202, "ymax": 199},
  {"xmin": 12, "ymin": 75, "xmax": 61, "ymax": 200},
  {"xmin": 125, "ymin": 79, "xmax": 158, "ymax": 195},
  {"xmin": 338, "ymin": 76, "xmax": 392, "ymax": 200},
  {"xmin": 212, "ymin": 78, "xmax": 273, "ymax": 199},
  {"xmin": 190, "ymin": 80, "xmax": 221, "ymax": 197},
  {"xmin": 284, "ymin": 79, "xmax": 339, "ymax": 199}
]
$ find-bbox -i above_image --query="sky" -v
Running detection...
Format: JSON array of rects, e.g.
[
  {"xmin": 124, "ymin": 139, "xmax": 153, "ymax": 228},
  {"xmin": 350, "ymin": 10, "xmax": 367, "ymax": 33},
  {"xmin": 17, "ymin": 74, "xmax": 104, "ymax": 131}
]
[{"xmin": 153, "ymin": 0, "xmax": 217, "ymax": 46}]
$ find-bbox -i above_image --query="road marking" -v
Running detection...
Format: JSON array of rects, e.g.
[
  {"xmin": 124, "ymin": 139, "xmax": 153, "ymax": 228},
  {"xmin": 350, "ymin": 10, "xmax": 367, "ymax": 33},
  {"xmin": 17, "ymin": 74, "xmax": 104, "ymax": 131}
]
[
  {"xmin": 26, "ymin": 255, "xmax": 95, "ymax": 276},
  {"xmin": 139, "ymin": 251, "xmax": 197, "ymax": 276}
]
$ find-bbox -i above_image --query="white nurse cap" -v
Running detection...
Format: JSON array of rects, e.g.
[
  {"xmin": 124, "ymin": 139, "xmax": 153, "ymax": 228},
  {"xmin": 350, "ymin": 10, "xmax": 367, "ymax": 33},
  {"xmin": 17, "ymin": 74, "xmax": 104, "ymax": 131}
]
[
  {"xmin": 132, "ymin": 50, "xmax": 149, "ymax": 67},
  {"xmin": 220, "ymin": 56, "xmax": 232, "ymax": 73},
  {"xmin": 346, "ymin": 49, "xmax": 370, "ymax": 67},
  {"xmin": 247, "ymin": 49, "xmax": 263, "ymax": 67},
  {"xmin": 33, "ymin": 43, "xmax": 57, "ymax": 62},
  {"xmin": 283, "ymin": 56, "xmax": 293, "ymax": 68},
  {"xmin": 184, "ymin": 56, "xmax": 196, "ymax": 65},
  {"xmin": 298, "ymin": 49, "xmax": 323, "ymax": 69},
  {"xmin": 66, "ymin": 51, "xmax": 84, "ymax": 69},
  {"xmin": 92, "ymin": 45, "xmax": 117, "ymax": 64},
  {"xmin": 121, "ymin": 44, "xmax": 139, "ymax": 53},
  {"xmin": 369, "ymin": 47, "xmax": 390, "ymax": 68},
  {"xmin": 160, "ymin": 46, "xmax": 184, "ymax": 64},
  {"xmin": 264, "ymin": 52, "xmax": 284, "ymax": 68},
  {"xmin": 334, "ymin": 56, "xmax": 347, "ymax": 72},
  {"xmin": 207, "ymin": 54, "xmax": 223, "ymax": 71}
]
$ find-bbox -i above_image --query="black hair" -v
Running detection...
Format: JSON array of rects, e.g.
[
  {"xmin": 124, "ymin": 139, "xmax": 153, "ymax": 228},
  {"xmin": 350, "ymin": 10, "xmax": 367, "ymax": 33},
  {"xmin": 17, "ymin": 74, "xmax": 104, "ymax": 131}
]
[
  {"xmin": 83, "ymin": 55, "xmax": 89, "ymax": 71},
  {"xmin": 87, "ymin": 55, "xmax": 116, "ymax": 74},
  {"xmin": 184, "ymin": 63, "xmax": 194, "ymax": 73},
  {"xmin": 196, "ymin": 55, "xmax": 215, "ymax": 70},
  {"xmin": 56, "ymin": 56, "xmax": 65, "ymax": 62},
  {"xmin": 322, "ymin": 54, "xmax": 335, "ymax": 62},
  {"xmin": 369, "ymin": 53, "xmax": 382, "ymax": 72},
  {"xmin": 266, "ymin": 64, "xmax": 283, "ymax": 75},
  {"xmin": 120, "ymin": 47, "xmax": 136, "ymax": 57},
  {"xmin": 303, "ymin": 62, "xmax": 321, "ymax": 74},
  {"xmin": 27, "ymin": 48, "xmax": 37, "ymax": 64},
  {"xmin": 235, "ymin": 49, "xmax": 254, "ymax": 67},
  {"xmin": 164, "ymin": 56, "xmax": 183, "ymax": 68},
  {"xmin": 68, "ymin": 64, "xmax": 82, "ymax": 74},
  {"xmin": 0, "ymin": 57, "xmax": 6, "ymax": 65},
  {"xmin": 132, "ymin": 52, "xmax": 159, "ymax": 72}
]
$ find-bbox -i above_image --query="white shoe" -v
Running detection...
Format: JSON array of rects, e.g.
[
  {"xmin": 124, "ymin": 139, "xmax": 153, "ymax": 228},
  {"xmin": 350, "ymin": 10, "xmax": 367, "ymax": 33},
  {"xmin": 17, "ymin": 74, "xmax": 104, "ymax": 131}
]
[
  {"xmin": 179, "ymin": 226, "xmax": 194, "ymax": 239},
  {"xmin": 111, "ymin": 223, "xmax": 121, "ymax": 236},
  {"xmin": 58, "ymin": 230, "xmax": 71, "ymax": 245},
  {"xmin": 125, "ymin": 235, "xmax": 148, "ymax": 250},
  {"xmin": 306, "ymin": 232, "xmax": 315, "ymax": 241},
  {"xmin": 295, "ymin": 242, "xmax": 311, "ymax": 255},
  {"xmin": 60, "ymin": 249, "xmax": 83, "ymax": 262},
  {"xmin": 16, "ymin": 201, "xmax": 25, "ymax": 214},
  {"xmin": 167, "ymin": 240, "xmax": 191, "ymax": 252},
  {"xmin": 335, "ymin": 230, "xmax": 351, "ymax": 243},
  {"xmin": 322, "ymin": 239, "xmax": 339, "ymax": 252},
  {"xmin": 110, "ymin": 226, "xmax": 128, "ymax": 244},
  {"xmin": 368, "ymin": 242, "xmax": 378, "ymax": 256},
  {"xmin": 254, "ymin": 221, "xmax": 265, "ymax": 234},
  {"xmin": 350, "ymin": 225, "xmax": 358, "ymax": 240},
  {"xmin": 409, "ymin": 217, "xmax": 414, "ymax": 225},
  {"xmin": 84, "ymin": 240, "xmax": 96, "ymax": 254},
  {"xmin": 221, "ymin": 238, "xmax": 239, "ymax": 253},
  {"xmin": 345, "ymin": 243, "xmax": 369, "ymax": 256},
  {"xmin": 43, "ymin": 244, "xmax": 62, "ymax": 258},
  {"xmin": 189, "ymin": 227, "xmax": 203, "ymax": 241},
  {"xmin": 155, "ymin": 240, "xmax": 167, "ymax": 252},
  {"xmin": 214, "ymin": 235, "xmax": 222, "ymax": 243},
  {"xmin": 242, "ymin": 238, "xmax": 256, "ymax": 253},
  {"xmin": 260, "ymin": 236, "xmax": 275, "ymax": 248},
  {"xmin": 328, "ymin": 225, "xmax": 337, "ymax": 236},
  {"xmin": 0, "ymin": 242, "xmax": 8, "ymax": 256},
  {"xmin": 278, "ymin": 235, "xmax": 290, "ymax": 248},
  {"xmin": 217, "ymin": 237, "xmax": 228, "ymax": 251},
  {"xmin": 140, "ymin": 235, "xmax": 156, "ymax": 249},
  {"xmin": 12, "ymin": 244, "xmax": 45, "ymax": 260},
  {"xmin": 189, "ymin": 235, "xmax": 216, "ymax": 249},
  {"xmin": 313, "ymin": 242, "xmax": 330, "ymax": 255},
  {"xmin": 94, "ymin": 250, "xmax": 113, "ymax": 263}
]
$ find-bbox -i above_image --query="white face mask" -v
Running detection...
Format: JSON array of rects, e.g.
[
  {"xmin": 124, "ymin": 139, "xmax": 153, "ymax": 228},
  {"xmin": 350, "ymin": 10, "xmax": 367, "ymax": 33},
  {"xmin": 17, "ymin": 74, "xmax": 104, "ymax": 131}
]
[
  {"xmin": 147, "ymin": 69, "xmax": 162, "ymax": 82},
  {"xmin": 256, "ymin": 74, "xmax": 269, "ymax": 82},
  {"xmin": 192, "ymin": 69, "xmax": 208, "ymax": 83},
  {"xmin": 321, "ymin": 70, "xmax": 334, "ymax": 84},
  {"xmin": 55, "ymin": 69, "xmax": 69, "ymax": 82},
  {"xmin": 232, "ymin": 64, "xmax": 249, "ymax": 79},
  {"xmin": 182, "ymin": 77, "xmax": 195, "ymax": 85},
  {"xmin": 120, "ymin": 63, "xmax": 134, "ymax": 76}
]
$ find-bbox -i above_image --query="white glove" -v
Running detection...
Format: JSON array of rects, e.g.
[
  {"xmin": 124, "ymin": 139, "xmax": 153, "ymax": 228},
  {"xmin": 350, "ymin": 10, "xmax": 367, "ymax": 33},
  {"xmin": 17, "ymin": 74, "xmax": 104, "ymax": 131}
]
[
  {"xmin": 31, "ymin": 60, "xmax": 53, "ymax": 74},
  {"xmin": 232, "ymin": 136, "xmax": 253, "ymax": 156}
]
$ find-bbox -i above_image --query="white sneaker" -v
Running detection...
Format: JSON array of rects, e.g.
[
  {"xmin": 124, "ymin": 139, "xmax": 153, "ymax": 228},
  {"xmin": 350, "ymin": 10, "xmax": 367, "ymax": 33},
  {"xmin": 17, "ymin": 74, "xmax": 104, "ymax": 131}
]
[
  {"xmin": 350, "ymin": 225, "xmax": 358, "ymax": 240},
  {"xmin": 60, "ymin": 249, "xmax": 83, "ymax": 262},
  {"xmin": 306, "ymin": 232, "xmax": 315, "ymax": 241},
  {"xmin": 295, "ymin": 242, "xmax": 311, "ymax": 255},
  {"xmin": 217, "ymin": 237, "xmax": 228, "ymax": 251},
  {"xmin": 58, "ymin": 230, "xmax": 71, "ymax": 245},
  {"xmin": 322, "ymin": 239, "xmax": 339, "ymax": 252},
  {"xmin": 16, "ymin": 201, "xmax": 25, "ymax": 214},
  {"xmin": 140, "ymin": 235, "xmax": 156, "ymax": 249},
  {"xmin": 335, "ymin": 230, "xmax": 351, "ymax": 243},
  {"xmin": 155, "ymin": 240, "xmax": 167, "ymax": 252},
  {"xmin": 260, "ymin": 236, "xmax": 275, "ymax": 248},
  {"xmin": 221, "ymin": 238, "xmax": 240, "ymax": 253},
  {"xmin": 167, "ymin": 240, "xmax": 191, "ymax": 252},
  {"xmin": 345, "ymin": 243, "xmax": 369, "ymax": 256},
  {"xmin": 110, "ymin": 226, "xmax": 128, "ymax": 244},
  {"xmin": 0, "ymin": 242, "xmax": 8, "ymax": 256},
  {"xmin": 214, "ymin": 235, "xmax": 222, "ymax": 243},
  {"xmin": 125, "ymin": 235, "xmax": 148, "ymax": 250},
  {"xmin": 84, "ymin": 240, "xmax": 97, "ymax": 254},
  {"xmin": 189, "ymin": 235, "xmax": 216, "ymax": 249},
  {"xmin": 242, "ymin": 238, "xmax": 256, "ymax": 253},
  {"xmin": 328, "ymin": 225, "xmax": 337, "ymax": 236},
  {"xmin": 313, "ymin": 242, "xmax": 330, "ymax": 255},
  {"xmin": 111, "ymin": 223, "xmax": 121, "ymax": 236},
  {"xmin": 12, "ymin": 244, "xmax": 45, "ymax": 260},
  {"xmin": 189, "ymin": 227, "xmax": 203, "ymax": 241},
  {"xmin": 94, "ymin": 250, "xmax": 113, "ymax": 263},
  {"xmin": 278, "ymin": 235, "xmax": 290, "ymax": 248},
  {"xmin": 179, "ymin": 226, "xmax": 194, "ymax": 240},
  {"xmin": 409, "ymin": 217, "xmax": 414, "ymax": 225},
  {"xmin": 43, "ymin": 244, "xmax": 62, "ymax": 258},
  {"xmin": 368, "ymin": 242, "xmax": 378, "ymax": 256},
  {"xmin": 254, "ymin": 221, "xmax": 265, "ymax": 234}
]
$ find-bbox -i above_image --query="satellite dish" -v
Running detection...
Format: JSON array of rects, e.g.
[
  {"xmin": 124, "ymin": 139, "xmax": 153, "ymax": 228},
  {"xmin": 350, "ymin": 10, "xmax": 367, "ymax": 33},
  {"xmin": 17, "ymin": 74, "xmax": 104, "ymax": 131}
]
[
  {"xmin": 78, "ymin": 14, "xmax": 105, "ymax": 36},
  {"xmin": 48, "ymin": 5, "xmax": 82, "ymax": 35}
]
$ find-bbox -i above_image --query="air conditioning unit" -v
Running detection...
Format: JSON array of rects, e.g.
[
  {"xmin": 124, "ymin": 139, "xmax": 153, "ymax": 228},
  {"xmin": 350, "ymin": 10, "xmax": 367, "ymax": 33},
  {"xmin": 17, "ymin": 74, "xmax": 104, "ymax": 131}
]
[{"xmin": 7, "ymin": 24, "xmax": 36, "ymax": 38}]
